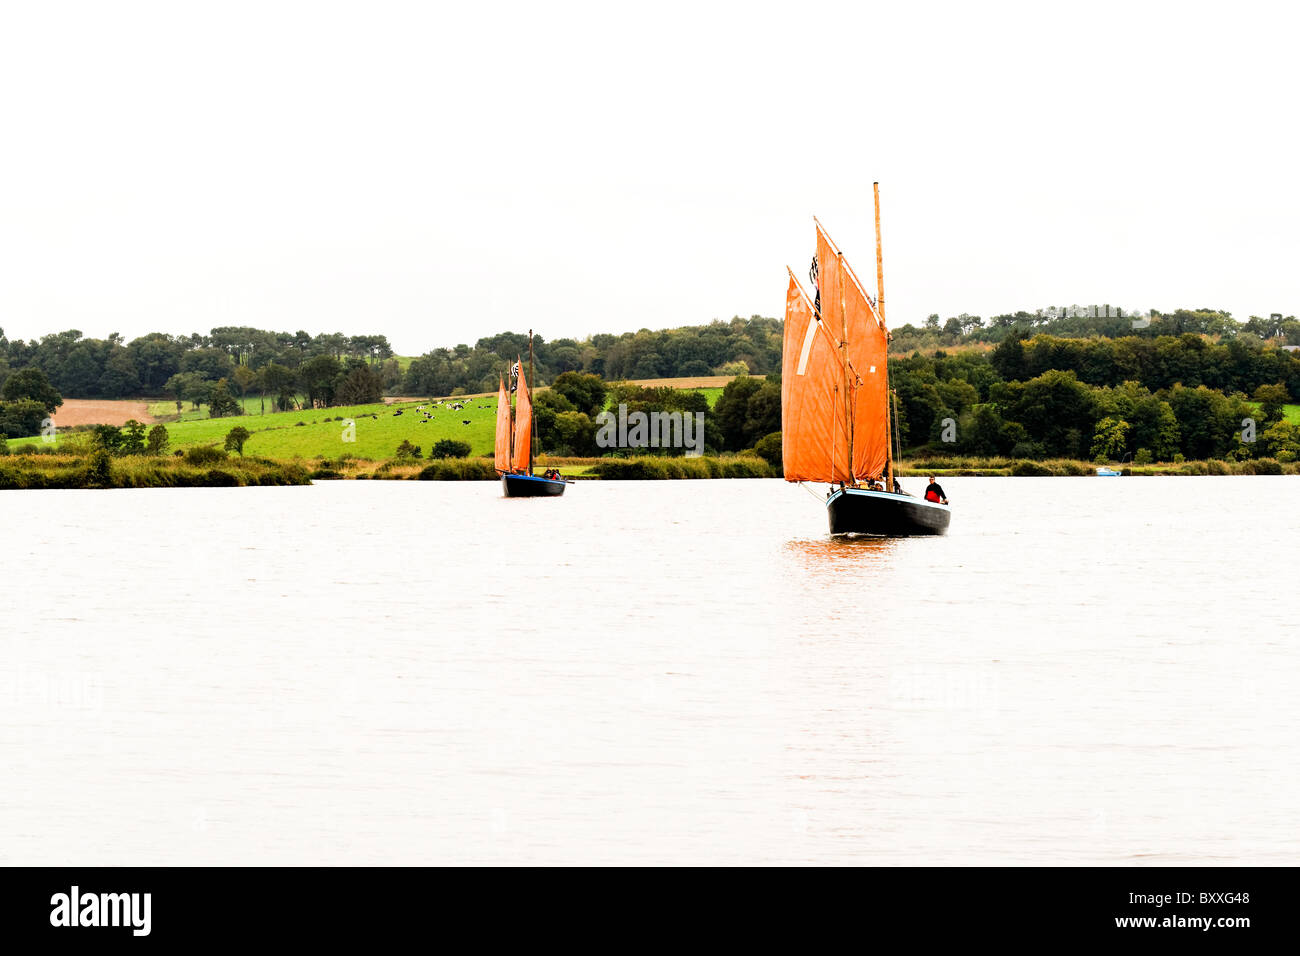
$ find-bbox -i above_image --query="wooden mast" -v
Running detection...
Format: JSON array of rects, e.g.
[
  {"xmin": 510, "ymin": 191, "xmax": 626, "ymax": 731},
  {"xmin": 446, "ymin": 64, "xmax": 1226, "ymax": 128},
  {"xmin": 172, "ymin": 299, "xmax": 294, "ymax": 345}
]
[
  {"xmin": 528, "ymin": 329, "xmax": 536, "ymax": 477},
  {"xmin": 874, "ymin": 182, "xmax": 894, "ymax": 491}
]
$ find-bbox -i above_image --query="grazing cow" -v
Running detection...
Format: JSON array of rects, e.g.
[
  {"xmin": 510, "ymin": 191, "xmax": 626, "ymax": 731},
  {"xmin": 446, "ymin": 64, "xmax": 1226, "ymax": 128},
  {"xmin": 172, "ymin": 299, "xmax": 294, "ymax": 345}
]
[{"xmin": 462, "ymin": 420, "xmax": 470, "ymax": 425}]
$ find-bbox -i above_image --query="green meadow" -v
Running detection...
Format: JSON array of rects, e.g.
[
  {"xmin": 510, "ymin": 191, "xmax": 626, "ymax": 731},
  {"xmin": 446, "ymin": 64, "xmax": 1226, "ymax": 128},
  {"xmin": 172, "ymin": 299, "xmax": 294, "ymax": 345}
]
[{"xmin": 174, "ymin": 398, "xmax": 500, "ymax": 459}]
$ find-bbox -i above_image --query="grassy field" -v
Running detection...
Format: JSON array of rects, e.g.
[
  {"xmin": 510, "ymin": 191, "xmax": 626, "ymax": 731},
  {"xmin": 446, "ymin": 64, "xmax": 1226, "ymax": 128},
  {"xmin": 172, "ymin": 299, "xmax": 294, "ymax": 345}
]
[
  {"xmin": 18, "ymin": 378, "xmax": 736, "ymax": 460},
  {"xmin": 181, "ymin": 398, "xmax": 499, "ymax": 459}
]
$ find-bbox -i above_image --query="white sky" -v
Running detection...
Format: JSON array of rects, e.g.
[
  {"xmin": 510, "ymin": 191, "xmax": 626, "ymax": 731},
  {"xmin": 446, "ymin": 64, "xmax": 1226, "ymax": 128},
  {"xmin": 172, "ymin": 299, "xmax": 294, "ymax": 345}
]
[{"xmin": 1, "ymin": 1, "xmax": 1296, "ymax": 355}]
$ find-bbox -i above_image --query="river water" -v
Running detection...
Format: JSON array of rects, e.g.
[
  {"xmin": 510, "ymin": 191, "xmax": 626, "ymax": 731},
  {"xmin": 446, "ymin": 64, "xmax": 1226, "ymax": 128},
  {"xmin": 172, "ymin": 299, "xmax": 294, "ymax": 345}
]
[{"xmin": 2, "ymin": 477, "xmax": 1295, "ymax": 865}]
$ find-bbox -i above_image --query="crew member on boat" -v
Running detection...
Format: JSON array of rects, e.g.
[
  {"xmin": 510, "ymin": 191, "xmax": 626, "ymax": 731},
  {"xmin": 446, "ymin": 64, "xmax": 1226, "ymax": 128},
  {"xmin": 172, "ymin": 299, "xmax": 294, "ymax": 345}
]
[{"xmin": 924, "ymin": 476, "xmax": 948, "ymax": 504}]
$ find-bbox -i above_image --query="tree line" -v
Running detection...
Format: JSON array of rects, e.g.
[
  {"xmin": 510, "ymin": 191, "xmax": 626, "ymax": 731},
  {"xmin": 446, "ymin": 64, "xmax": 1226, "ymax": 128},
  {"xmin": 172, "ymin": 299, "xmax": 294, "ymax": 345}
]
[
  {"xmin": 892, "ymin": 332, "xmax": 1300, "ymax": 463},
  {"xmin": 0, "ymin": 318, "xmax": 783, "ymax": 404}
]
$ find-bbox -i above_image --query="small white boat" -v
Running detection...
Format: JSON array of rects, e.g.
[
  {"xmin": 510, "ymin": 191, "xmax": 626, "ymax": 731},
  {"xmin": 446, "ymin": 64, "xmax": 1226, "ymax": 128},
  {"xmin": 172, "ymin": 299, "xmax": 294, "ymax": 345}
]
[{"xmin": 1096, "ymin": 467, "xmax": 1122, "ymax": 477}]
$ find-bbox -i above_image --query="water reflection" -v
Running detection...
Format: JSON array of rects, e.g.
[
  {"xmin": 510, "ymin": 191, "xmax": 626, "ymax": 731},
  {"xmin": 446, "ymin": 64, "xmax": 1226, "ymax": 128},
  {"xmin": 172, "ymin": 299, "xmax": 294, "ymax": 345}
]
[{"xmin": 783, "ymin": 535, "xmax": 899, "ymax": 571}]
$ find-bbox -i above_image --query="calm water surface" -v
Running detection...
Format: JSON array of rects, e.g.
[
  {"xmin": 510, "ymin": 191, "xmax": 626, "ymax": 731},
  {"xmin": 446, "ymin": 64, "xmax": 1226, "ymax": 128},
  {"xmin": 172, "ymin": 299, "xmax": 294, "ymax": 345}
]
[{"xmin": 2, "ymin": 477, "xmax": 1296, "ymax": 865}]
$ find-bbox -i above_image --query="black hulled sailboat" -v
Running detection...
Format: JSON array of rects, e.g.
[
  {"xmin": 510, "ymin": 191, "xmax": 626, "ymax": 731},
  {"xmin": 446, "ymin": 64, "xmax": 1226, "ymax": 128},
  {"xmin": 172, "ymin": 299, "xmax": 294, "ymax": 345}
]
[{"xmin": 782, "ymin": 185, "xmax": 950, "ymax": 536}]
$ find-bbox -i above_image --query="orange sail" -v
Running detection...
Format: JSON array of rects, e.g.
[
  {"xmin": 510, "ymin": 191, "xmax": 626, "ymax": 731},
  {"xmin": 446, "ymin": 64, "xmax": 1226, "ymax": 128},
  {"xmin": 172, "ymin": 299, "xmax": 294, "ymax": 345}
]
[
  {"xmin": 512, "ymin": 361, "xmax": 532, "ymax": 473},
  {"xmin": 494, "ymin": 376, "xmax": 512, "ymax": 473},
  {"xmin": 844, "ymin": 260, "xmax": 890, "ymax": 481},
  {"xmin": 815, "ymin": 221, "xmax": 890, "ymax": 482},
  {"xmin": 781, "ymin": 271, "xmax": 852, "ymax": 482}
]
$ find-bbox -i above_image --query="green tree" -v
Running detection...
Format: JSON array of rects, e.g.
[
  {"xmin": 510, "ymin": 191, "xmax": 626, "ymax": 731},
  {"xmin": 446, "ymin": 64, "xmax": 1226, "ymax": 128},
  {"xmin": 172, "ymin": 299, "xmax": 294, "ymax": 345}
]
[
  {"xmin": 1253, "ymin": 383, "xmax": 1289, "ymax": 424},
  {"xmin": 259, "ymin": 363, "xmax": 296, "ymax": 412},
  {"xmin": 1, "ymin": 367, "xmax": 63, "ymax": 413},
  {"xmin": 233, "ymin": 364, "xmax": 257, "ymax": 407},
  {"xmin": 90, "ymin": 424, "xmax": 124, "ymax": 453},
  {"xmin": 753, "ymin": 431, "xmax": 782, "ymax": 468},
  {"xmin": 146, "ymin": 424, "xmax": 170, "ymax": 455},
  {"xmin": 207, "ymin": 379, "xmax": 242, "ymax": 418},
  {"xmin": 550, "ymin": 371, "xmax": 608, "ymax": 417},
  {"xmin": 224, "ymin": 425, "xmax": 251, "ymax": 455},
  {"xmin": 551, "ymin": 411, "xmax": 597, "ymax": 456},
  {"xmin": 1090, "ymin": 416, "xmax": 1131, "ymax": 462},
  {"xmin": 300, "ymin": 355, "xmax": 343, "ymax": 407},
  {"xmin": 120, "ymin": 419, "xmax": 147, "ymax": 454},
  {"xmin": 428, "ymin": 438, "xmax": 472, "ymax": 459},
  {"xmin": 0, "ymin": 399, "xmax": 49, "ymax": 439},
  {"xmin": 335, "ymin": 360, "xmax": 384, "ymax": 405}
]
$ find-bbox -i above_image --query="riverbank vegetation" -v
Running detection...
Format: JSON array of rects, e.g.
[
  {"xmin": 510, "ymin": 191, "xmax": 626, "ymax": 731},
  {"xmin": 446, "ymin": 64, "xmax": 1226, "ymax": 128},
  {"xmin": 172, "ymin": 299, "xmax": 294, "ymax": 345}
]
[
  {"xmin": 0, "ymin": 449, "xmax": 310, "ymax": 490},
  {"xmin": 5, "ymin": 311, "xmax": 1300, "ymax": 473}
]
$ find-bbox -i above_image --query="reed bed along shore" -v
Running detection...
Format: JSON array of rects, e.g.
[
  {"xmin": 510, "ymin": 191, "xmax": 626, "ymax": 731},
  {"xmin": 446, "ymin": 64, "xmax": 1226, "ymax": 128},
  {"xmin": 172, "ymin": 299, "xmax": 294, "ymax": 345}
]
[
  {"xmin": 897, "ymin": 456, "xmax": 1298, "ymax": 477},
  {"xmin": 0, "ymin": 450, "xmax": 311, "ymax": 490},
  {"xmin": 3, "ymin": 447, "xmax": 1294, "ymax": 489}
]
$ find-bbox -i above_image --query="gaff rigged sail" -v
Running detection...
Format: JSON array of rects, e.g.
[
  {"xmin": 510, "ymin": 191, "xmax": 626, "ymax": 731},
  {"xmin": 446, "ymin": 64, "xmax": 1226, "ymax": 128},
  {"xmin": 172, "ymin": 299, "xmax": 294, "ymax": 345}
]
[
  {"xmin": 781, "ymin": 272, "xmax": 852, "ymax": 483},
  {"xmin": 512, "ymin": 360, "xmax": 532, "ymax": 473},
  {"xmin": 494, "ymin": 376, "xmax": 512, "ymax": 473}
]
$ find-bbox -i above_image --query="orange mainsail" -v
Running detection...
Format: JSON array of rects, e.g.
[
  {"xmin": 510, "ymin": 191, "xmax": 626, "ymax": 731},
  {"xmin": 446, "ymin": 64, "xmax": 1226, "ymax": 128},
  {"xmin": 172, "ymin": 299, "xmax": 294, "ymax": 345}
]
[
  {"xmin": 512, "ymin": 361, "xmax": 532, "ymax": 473},
  {"xmin": 816, "ymin": 221, "xmax": 890, "ymax": 482},
  {"xmin": 781, "ymin": 272, "xmax": 852, "ymax": 482},
  {"xmin": 494, "ymin": 376, "xmax": 512, "ymax": 473}
]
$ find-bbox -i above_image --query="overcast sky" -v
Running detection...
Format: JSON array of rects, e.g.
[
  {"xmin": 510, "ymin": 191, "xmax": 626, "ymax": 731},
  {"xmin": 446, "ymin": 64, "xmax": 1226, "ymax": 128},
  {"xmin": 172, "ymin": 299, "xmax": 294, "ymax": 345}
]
[{"xmin": 1, "ymin": 1, "xmax": 1295, "ymax": 355}]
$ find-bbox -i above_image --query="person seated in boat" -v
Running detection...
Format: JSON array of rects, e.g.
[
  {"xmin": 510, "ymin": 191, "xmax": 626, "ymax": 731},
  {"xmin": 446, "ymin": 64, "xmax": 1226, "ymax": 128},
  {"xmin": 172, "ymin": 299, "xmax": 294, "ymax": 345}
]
[
  {"xmin": 924, "ymin": 476, "xmax": 948, "ymax": 504},
  {"xmin": 892, "ymin": 476, "xmax": 907, "ymax": 495}
]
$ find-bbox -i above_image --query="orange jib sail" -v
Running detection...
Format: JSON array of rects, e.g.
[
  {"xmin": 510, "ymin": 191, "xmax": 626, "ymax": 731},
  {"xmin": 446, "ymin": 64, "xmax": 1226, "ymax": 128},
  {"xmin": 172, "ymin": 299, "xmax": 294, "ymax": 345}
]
[
  {"xmin": 512, "ymin": 362, "xmax": 532, "ymax": 473},
  {"xmin": 781, "ymin": 272, "xmax": 852, "ymax": 482},
  {"xmin": 494, "ymin": 376, "xmax": 512, "ymax": 473}
]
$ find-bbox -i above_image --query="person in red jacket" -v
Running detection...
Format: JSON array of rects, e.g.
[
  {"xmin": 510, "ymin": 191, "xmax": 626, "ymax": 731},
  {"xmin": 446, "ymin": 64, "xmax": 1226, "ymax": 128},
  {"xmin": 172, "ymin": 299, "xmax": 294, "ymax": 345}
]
[{"xmin": 924, "ymin": 476, "xmax": 948, "ymax": 504}]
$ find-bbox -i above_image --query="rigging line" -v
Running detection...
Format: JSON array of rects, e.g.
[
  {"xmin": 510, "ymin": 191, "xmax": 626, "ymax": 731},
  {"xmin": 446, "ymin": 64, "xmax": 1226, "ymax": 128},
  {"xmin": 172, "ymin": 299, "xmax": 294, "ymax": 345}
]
[{"xmin": 799, "ymin": 481, "xmax": 827, "ymax": 502}]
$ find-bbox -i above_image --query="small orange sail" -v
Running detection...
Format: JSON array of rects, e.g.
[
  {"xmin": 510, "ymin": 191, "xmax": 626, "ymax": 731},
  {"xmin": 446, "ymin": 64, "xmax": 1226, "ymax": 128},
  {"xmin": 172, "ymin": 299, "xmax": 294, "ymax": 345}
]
[
  {"xmin": 512, "ymin": 360, "xmax": 532, "ymax": 473},
  {"xmin": 494, "ymin": 376, "xmax": 512, "ymax": 473},
  {"xmin": 781, "ymin": 272, "xmax": 852, "ymax": 482}
]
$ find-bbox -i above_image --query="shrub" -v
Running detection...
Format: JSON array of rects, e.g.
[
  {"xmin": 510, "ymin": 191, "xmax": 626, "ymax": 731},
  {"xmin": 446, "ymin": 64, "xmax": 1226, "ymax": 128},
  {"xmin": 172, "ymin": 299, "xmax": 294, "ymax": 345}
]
[
  {"xmin": 224, "ymin": 426, "xmax": 252, "ymax": 455},
  {"xmin": 184, "ymin": 445, "xmax": 229, "ymax": 466},
  {"xmin": 1010, "ymin": 459, "xmax": 1052, "ymax": 476},
  {"xmin": 753, "ymin": 431, "xmax": 782, "ymax": 468},
  {"xmin": 1134, "ymin": 448, "xmax": 1153, "ymax": 465},
  {"xmin": 429, "ymin": 439, "xmax": 472, "ymax": 459},
  {"xmin": 588, "ymin": 456, "xmax": 769, "ymax": 479},
  {"xmin": 416, "ymin": 459, "xmax": 496, "ymax": 480},
  {"xmin": 147, "ymin": 425, "xmax": 170, "ymax": 456},
  {"xmin": 84, "ymin": 449, "xmax": 113, "ymax": 487},
  {"xmin": 199, "ymin": 469, "xmax": 240, "ymax": 487},
  {"xmin": 395, "ymin": 439, "xmax": 422, "ymax": 459}
]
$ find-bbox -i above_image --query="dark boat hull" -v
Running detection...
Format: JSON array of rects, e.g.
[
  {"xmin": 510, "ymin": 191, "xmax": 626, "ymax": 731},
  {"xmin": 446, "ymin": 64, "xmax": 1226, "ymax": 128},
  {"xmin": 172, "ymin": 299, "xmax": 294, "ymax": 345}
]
[
  {"xmin": 501, "ymin": 473, "xmax": 568, "ymax": 497},
  {"xmin": 826, "ymin": 487, "xmax": 950, "ymax": 536}
]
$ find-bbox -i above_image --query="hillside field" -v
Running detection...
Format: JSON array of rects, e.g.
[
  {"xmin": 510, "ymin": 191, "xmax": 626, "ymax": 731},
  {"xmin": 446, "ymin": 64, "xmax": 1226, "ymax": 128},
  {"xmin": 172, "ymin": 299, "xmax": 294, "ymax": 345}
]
[{"xmin": 15, "ymin": 382, "xmax": 731, "ymax": 460}]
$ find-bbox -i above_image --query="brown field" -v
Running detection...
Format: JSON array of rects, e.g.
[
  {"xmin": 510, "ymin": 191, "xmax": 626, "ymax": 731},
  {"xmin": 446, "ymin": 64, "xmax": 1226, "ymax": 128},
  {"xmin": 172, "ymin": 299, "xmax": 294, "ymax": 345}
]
[{"xmin": 50, "ymin": 400, "xmax": 156, "ymax": 427}]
